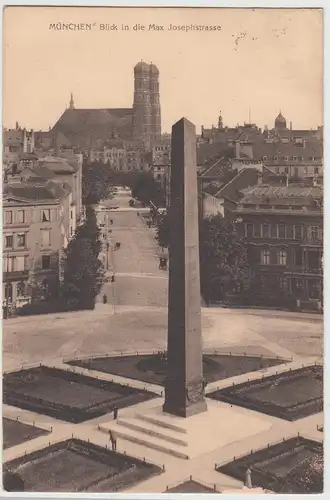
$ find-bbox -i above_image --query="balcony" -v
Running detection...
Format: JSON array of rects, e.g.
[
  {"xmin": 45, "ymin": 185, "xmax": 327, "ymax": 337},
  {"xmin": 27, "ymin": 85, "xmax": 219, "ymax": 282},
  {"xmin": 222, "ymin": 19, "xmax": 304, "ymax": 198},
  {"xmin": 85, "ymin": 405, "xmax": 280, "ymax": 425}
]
[
  {"xmin": 3, "ymin": 270, "xmax": 29, "ymax": 281},
  {"xmin": 284, "ymin": 266, "xmax": 323, "ymax": 276}
]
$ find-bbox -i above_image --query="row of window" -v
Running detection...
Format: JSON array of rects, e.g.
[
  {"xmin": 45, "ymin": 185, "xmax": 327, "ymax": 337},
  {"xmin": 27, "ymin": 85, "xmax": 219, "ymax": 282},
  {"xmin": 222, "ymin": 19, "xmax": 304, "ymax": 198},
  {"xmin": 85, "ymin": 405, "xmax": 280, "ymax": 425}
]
[
  {"xmin": 245, "ymin": 223, "xmax": 322, "ymax": 241},
  {"xmin": 4, "ymin": 233, "xmax": 27, "ymax": 249},
  {"xmin": 4, "ymin": 209, "xmax": 52, "ymax": 225},
  {"xmin": 4, "ymin": 281, "xmax": 27, "ymax": 299},
  {"xmin": 263, "ymin": 155, "xmax": 318, "ymax": 162},
  {"xmin": 4, "ymin": 229, "xmax": 51, "ymax": 249},
  {"xmin": 3, "ymin": 254, "xmax": 51, "ymax": 272},
  {"xmin": 260, "ymin": 248, "xmax": 321, "ymax": 267},
  {"xmin": 274, "ymin": 166, "xmax": 320, "ymax": 175},
  {"xmin": 261, "ymin": 249, "xmax": 287, "ymax": 266}
]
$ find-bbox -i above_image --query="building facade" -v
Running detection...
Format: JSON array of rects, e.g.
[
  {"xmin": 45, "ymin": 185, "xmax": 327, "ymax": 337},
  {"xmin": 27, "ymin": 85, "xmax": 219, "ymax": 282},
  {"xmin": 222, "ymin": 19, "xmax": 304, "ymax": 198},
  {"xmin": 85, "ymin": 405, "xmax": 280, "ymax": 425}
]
[
  {"xmin": 3, "ymin": 183, "xmax": 71, "ymax": 309},
  {"xmin": 235, "ymin": 185, "xmax": 323, "ymax": 309}
]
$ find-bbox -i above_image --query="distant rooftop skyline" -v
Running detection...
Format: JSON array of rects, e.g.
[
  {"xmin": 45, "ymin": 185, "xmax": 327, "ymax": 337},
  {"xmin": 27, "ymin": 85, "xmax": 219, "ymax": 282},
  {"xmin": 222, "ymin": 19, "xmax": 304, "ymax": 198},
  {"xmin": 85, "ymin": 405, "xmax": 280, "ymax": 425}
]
[{"xmin": 3, "ymin": 7, "xmax": 323, "ymax": 133}]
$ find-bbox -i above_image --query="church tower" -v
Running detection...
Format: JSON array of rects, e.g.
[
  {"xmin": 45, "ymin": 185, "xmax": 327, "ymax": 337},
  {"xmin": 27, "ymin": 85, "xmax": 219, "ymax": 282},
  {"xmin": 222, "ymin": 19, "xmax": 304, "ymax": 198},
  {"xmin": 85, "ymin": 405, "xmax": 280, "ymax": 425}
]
[
  {"xmin": 149, "ymin": 63, "xmax": 161, "ymax": 142},
  {"xmin": 133, "ymin": 61, "xmax": 152, "ymax": 148}
]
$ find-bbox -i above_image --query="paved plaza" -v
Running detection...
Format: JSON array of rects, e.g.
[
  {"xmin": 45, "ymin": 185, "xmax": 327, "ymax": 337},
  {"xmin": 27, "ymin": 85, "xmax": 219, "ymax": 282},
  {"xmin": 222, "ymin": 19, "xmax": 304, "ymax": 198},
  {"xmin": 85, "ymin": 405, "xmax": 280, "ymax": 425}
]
[{"xmin": 2, "ymin": 188, "xmax": 323, "ymax": 492}]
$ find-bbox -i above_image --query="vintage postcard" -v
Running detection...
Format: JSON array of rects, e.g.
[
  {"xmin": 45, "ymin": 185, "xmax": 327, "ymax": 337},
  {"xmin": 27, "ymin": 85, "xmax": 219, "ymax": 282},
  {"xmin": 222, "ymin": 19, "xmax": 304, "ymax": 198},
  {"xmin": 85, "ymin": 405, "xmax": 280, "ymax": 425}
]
[{"xmin": 2, "ymin": 5, "xmax": 323, "ymax": 494}]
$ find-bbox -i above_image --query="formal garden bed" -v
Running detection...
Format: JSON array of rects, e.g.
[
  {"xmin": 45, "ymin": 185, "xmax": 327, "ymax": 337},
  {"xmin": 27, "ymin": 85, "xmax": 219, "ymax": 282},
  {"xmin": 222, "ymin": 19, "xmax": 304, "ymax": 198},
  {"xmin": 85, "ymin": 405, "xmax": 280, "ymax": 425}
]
[
  {"xmin": 3, "ymin": 418, "xmax": 50, "ymax": 450},
  {"xmin": 4, "ymin": 438, "xmax": 162, "ymax": 492},
  {"xmin": 67, "ymin": 352, "xmax": 285, "ymax": 386},
  {"xmin": 208, "ymin": 365, "xmax": 323, "ymax": 421},
  {"xmin": 165, "ymin": 478, "xmax": 219, "ymax": 493},
  {"xmin": 216, "ymin": 436, "xmax": 323, "ymax": 494},
  {"xmin": 3, "ymin": 366, "xmax": 157, "ymax": 423}
]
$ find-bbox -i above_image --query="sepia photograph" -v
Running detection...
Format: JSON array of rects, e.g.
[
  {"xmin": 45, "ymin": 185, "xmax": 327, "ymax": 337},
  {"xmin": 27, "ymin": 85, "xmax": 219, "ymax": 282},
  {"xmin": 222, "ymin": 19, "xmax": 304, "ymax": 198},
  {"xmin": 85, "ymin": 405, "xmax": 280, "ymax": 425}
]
[{"xmin": 1, "ymin": 5, "xmax": 324, "ymax": 494}]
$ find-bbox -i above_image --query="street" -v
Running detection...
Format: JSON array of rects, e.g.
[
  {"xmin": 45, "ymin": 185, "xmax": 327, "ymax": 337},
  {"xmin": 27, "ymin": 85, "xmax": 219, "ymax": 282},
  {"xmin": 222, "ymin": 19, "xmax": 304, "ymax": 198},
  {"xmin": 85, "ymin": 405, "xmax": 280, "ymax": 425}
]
[{"xmin": 97, "ymin": 188, "xmax": 168, "ymax": 308}]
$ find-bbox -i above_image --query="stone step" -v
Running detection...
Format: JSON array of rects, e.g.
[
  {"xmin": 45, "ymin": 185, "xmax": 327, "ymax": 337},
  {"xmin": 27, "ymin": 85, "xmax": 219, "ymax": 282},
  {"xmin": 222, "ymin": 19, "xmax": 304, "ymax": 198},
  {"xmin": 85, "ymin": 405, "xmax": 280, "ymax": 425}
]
[
  {"xmin": 116, "ymin": 417, "xmax": 188, "ymax": 447},
  {"xmin": 98, "ymin": 424, "xmax": 189, "ymax": 460},
  {"xmin": 135, "ymin": 413, "xmax": 187, "ymax": 434}
]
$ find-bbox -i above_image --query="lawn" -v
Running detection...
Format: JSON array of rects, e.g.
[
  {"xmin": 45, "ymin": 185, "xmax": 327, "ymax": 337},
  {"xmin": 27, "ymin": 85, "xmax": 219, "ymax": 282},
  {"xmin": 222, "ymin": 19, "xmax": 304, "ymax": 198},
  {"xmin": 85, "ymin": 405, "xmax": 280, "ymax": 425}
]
[
  {"xmin": 4, "ymin": 438, "xmax": 162, "ymax": 492},
  {"xmin": 67, "ymin": 353, "xmax": 286, "ymax": 386},
  {"xmin": 208, "ymin": 365, "xmax": 323, "ymax": 421},
  {"xmin": 3, "ymin": 366, "xmax": 157, "ymax": 423}
]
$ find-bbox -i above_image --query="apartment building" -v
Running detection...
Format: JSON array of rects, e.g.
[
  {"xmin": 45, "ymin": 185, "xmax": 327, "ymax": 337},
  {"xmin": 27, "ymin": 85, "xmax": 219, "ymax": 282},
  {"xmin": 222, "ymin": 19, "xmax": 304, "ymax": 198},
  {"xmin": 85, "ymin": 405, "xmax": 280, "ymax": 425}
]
[
  {"xmin": 3, "ymin": 182, "xmax": 71, "ymax": 308},
  {"xmin": 234, "ymin": 184, "xmax": 323, "ymax": 309}
]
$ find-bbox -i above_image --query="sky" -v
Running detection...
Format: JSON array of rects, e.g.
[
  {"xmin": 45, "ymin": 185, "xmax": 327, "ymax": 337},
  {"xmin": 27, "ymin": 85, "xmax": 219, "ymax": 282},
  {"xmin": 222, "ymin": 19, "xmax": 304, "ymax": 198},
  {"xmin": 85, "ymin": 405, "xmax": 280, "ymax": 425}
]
[{"xmin": 3, "ymin": 6, "xmax": 323, "ymax": 134}]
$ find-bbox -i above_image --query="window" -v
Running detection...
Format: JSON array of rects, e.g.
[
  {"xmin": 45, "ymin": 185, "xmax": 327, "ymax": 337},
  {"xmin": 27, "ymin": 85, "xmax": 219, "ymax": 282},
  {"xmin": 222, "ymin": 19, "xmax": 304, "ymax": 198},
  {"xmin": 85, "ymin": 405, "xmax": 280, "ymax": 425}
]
[
  {"xmin": 276, "ymin": 167, "xmax": 280, "ymax": 174},
  {"xmin": 294, "ymin": 225, "xmax": 303, "ymax": 239},
  {"xmin": 284, "ymin": 167, "xmax": 289, "ymax": 174},
  {"xmin": 5, "ymin": 211, "xmax": 13, "ymax": 224},
  {"xmin": 253, "ymin": 224, "xmax": 261, "ymax": 238},
  {"xmin": 292, "ymin": 156, "xmax": 297, "ymax": 161},
  {"xmin": 245, "ymin": 223, "xmax": 254, "ymax": 238},
  {"xmin": 16, "ymin": 256, "xmax": 25, "ymax": 271},
  {"xmin": 261, "ymin": 249, "xmax": 270, "ymax": 265},
  {"xmin": 284, "ymin": 156, "xmax": 288, "ymax": 161},
  {"xmin": 16, "ymin": 281, "xmax": 26, "ymax": 297},
  {"xmin": 277, "ymin": 250, "xmax": 287, "ymax": 266},
  {"xmin": 24, "ymin": 255, "xmax": 28, "ymax": 269},
  {"xmin": 293, "ymin": 249, "xmax": 303, "ymax": 266},
  {"xmin": 70, "ymin": 210, "xmax": 73, "ymax": 219},
  {"xmin": 300, "ymin": 156, "xmax": 304, "ymax": 161},
  {"xmin": 5, "ymin": 235, "xmax": 13, "ymax": 248},
  {"xmin": 17, "ymin": 233, "xmax": 26, "ymax": 247},
  {"xmin": 262, "ymin": 223, "xmax": 270, "ymax": 238},
  {"xmin": 314, "ymin": 167, "xmax": 319, "ymax": 175},
  {"xmin": 263, "ymin": 156, "xmax": 268, "ymax": 160},
  {"xmin": 274, "ymin": 156, "xmax": 278, "ymax": 161},
  {"xmin": 4, "ymin": 256, "xmax": 16, "ymax": 272},
  {"xmin": 304, "ymin": 167, "xmax": 308, "ymax": 175},
  {"xmin": 279, "ymin": 276, "xmax": 287, "ymax": 289},
  {"xmin": 41, "ymin": 209, "xmax": 50, "ymax": 222},
  {"xmin": 278, "ymin": 224, "xmax": 286, "ymax": 238},
  {"xmin": 17, "ymin": 210, "xmax": 25, "ymax": 223},
  {"xmin": 41, "ymin": 229, "xmax": 51, "ymax": 246},
  {"xmin": 309, "ymin": 226, "xmax": 320, "ymax": 241},
  {"xmin": 42, "ymin": 255, "xmax": 51, "ymax": 269}
]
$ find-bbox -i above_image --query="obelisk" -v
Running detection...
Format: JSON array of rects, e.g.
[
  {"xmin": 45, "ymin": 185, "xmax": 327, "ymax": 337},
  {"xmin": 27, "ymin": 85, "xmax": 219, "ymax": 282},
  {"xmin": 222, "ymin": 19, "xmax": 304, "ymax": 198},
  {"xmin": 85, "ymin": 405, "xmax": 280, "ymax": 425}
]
[{"xmin": 163, "ymin": 118, "xmax": 207, "ymax": 418}]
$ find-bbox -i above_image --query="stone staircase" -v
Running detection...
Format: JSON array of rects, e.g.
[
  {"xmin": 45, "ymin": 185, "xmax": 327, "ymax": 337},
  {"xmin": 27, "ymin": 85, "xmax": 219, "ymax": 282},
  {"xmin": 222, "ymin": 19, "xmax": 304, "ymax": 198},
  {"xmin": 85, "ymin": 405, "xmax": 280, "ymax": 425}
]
[{"xmin": 98, "ymin": 412, "xmax": 190, "ymax": 460}]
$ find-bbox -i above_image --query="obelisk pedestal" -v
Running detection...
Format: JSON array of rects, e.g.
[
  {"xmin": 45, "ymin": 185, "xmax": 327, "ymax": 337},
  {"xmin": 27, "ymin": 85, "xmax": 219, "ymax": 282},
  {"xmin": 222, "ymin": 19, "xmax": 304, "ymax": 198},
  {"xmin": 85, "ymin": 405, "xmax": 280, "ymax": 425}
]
[{"xmin": 163, "ymin": 117, "xmax": 207, "ymax": 418}]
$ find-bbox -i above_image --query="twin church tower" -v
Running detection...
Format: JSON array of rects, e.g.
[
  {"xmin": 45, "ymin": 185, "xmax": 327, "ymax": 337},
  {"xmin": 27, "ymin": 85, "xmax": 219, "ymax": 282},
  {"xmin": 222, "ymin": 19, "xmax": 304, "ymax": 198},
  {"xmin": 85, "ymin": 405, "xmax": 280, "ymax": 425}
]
[{"xmin": 133, "ymin": 61, "xmax": 161, "ymax": 146}]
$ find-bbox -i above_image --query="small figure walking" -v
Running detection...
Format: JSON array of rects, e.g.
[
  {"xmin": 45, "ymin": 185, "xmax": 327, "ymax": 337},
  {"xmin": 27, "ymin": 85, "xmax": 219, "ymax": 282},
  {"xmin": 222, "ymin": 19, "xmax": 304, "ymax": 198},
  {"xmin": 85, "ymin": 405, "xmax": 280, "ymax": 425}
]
[
  {"xmin": 113, "ymin": 406, "xmax": 118, "ymax": 420},
  {"xmin": 103, "ymin": 294, "xmax": 108, "ymax": 304},
  {"xmin": 109, "ymin": 430, "xmax": 117, "ymax": 451}
]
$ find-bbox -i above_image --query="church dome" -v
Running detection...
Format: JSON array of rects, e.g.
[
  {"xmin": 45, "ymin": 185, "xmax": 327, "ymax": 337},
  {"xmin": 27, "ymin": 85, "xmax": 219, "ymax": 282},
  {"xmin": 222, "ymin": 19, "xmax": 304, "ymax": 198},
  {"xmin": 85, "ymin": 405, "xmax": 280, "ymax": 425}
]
[
  {"xmin": 149, "ymin": 63, "xmax": 159, "ymax": 76},
  {"xmin": 275, "ymin": 111, "xmax": 287, "ymax": 129},
  {"xmin": 134, "ymin": 61, "xmax": 149, "ymax": 74}
]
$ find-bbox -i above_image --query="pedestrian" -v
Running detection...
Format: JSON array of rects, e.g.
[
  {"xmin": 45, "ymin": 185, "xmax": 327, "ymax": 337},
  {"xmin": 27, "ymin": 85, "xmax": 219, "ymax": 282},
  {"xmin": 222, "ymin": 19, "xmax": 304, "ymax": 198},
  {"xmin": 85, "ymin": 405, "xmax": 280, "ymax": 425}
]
[
  {"xmin": 109, "ymin": 430, "xmax": 117, "ymax": 451},
  {"xmin": 103, "ymin": 294, "xmax": 108, "ymax": 304},
  {"xmin": 113, "ymin": 406, "xmax": 118, "ymax": 420}
]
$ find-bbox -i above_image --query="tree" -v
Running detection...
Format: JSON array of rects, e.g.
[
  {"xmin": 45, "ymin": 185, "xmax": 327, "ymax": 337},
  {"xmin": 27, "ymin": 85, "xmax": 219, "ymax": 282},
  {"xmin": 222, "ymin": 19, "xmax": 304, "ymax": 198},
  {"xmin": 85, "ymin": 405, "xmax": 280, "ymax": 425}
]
[
  {"xmin": 60, "ymin": 207, "xmax": 105, "ymax": 310},
  {"xmin": 82, "ymin": 161, "xmax": 116, "ymax": 205},
  {"xmin": 199, "ymin": 214, "xmax": 249, "ymax": 303},
  {"xmin": 3, "ymin": 470, "xmax": 24, "ymax": 491},
  {"xmin": 156, "ymin": 214, "xmax": 170, "ymax": 249},
  {"xmin": 131, "ymin": 172, "xmax": 164, "ymax": 206}
]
